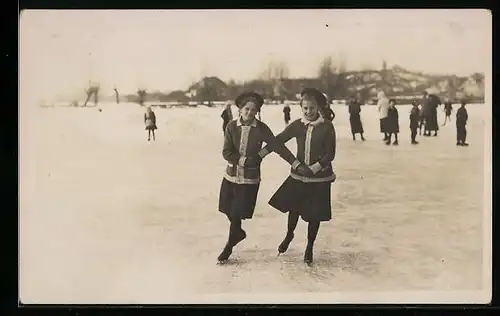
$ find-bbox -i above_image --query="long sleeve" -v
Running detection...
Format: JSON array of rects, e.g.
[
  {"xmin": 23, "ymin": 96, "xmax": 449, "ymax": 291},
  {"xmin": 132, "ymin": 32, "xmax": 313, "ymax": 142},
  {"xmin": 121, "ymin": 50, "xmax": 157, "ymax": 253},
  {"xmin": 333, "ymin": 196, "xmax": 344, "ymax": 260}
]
[
  {"xmin": 258, "ymin": 120, "xmax": 298, "ymax": 160},
  {"xmin": 315, "ymin": 123, "xmax": 336, "ymax": 170},
  {"xmin": 222, "ymin": 125, "xmax": 240, "ymax": 165},
  {"xmin": 260, "ymin": 124, "xmax": 300, "ymax": 168},
  {"xmin": 221, "ymin": 109, "xmax": 228, "ymax": 121},
  {"xmin": 152, "ymin": 112, "xmax": 156, "ymax": 124},
  {"xmin": 309, "ymin": 124, "xmax": 336, "ymax": 174}
]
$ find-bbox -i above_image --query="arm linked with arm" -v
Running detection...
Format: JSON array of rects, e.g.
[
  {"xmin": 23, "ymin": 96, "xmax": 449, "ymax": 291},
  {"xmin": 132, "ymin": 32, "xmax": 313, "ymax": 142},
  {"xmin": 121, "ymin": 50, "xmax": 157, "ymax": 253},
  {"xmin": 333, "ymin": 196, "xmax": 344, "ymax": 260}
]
[
  {"xmin": 258, "ymin": 122, "xmax": 296, "ymax": 159},
  {"xmin": 259, "ymin": 123, "xmax": 300, "ymax": 169}
]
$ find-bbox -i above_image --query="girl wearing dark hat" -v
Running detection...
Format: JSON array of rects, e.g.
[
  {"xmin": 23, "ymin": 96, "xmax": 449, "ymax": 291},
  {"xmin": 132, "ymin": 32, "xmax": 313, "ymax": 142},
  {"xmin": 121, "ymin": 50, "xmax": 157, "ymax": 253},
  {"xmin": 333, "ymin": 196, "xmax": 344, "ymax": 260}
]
[
  {"xmin": 386, "ymin": 99, "xmax": 399, "ymax": 145},
  {"xmin": 217, "ymin": 91, "xmax": 305, "ymax": 264},
  {"xmin": 258, "ymin": 88, "xmax": 336, "ymax": 266}
]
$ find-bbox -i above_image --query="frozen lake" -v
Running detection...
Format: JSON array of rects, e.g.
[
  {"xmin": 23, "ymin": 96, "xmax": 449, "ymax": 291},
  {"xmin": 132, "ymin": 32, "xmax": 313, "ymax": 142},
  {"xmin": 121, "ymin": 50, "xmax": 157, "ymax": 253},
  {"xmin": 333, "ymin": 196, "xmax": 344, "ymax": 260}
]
[{"xmin": 19, "ymin": 101, "xmax": 490, "ymax": 304}]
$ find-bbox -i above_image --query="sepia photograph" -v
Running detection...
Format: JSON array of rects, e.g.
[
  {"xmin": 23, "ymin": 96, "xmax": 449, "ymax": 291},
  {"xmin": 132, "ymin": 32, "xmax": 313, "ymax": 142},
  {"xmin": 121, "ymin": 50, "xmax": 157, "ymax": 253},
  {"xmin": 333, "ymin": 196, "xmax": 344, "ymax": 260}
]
[{"xmin": 19, "ymin": 9, "xmax": 492, "ymax": 304}]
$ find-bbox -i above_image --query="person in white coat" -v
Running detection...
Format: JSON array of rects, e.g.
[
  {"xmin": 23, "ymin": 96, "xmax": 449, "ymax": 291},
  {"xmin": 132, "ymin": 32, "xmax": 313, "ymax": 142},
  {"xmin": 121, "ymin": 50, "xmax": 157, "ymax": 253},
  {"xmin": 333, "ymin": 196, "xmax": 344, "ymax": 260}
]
[{"xmin": 377, "ymin": 91, "xmax": 390, "ymax": 141}]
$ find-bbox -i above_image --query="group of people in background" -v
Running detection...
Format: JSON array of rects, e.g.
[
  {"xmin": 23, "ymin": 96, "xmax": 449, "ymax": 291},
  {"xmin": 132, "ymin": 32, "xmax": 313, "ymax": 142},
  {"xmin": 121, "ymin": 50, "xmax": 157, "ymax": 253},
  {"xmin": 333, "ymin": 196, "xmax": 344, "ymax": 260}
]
[
  {"xmin": 377, "ymin": 90, "xmax": 469, "ymax": 146},
  {"xmin": 219, "ymin": 89, "xmax": 470, "ymax": 149}
]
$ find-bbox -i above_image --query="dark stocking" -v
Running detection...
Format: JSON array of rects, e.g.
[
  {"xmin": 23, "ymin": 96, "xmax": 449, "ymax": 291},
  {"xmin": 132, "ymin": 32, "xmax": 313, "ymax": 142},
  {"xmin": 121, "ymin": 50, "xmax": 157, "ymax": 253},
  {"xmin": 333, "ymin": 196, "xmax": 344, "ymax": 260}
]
[
  {"xmin": 305, "ymin": 221, "xmax": 320, "ymax": 265},
  {"xmin": 278, "ymin": 211, "xmax": 299, "ymax": 254}
]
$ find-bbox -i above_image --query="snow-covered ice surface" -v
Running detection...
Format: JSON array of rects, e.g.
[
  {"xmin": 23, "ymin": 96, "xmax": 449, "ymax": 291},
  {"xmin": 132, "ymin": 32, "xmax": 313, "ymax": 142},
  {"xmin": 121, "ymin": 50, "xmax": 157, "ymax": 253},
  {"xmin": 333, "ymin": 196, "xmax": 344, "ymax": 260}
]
[{"xmin": 19, "ymin": 101, "xmax": 490, "ymax": 304}]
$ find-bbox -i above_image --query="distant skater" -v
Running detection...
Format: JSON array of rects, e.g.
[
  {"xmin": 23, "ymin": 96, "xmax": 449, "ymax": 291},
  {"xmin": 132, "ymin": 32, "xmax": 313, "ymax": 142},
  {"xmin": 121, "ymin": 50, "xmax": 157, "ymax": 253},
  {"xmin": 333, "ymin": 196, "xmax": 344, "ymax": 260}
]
[
  {"xmin": 144, "ymin": 106, "xmax": 157, "ymax": 142},
  {"xmin": 377, "ymin": 91, "xmax": 390, "ymax": 141},
  {"xmin": 421, "ymin": 91, "xmax": 440, "ymax": 137},
  {"xmin": 386, "ymin": 99, "xmax": 399, "ymax": 146},
  {"xmin": 221, "ymin": 102, "xmax": 234, "ymax": 135},
  {"xmin": 217, "ymin": 92, "xmax": 303, "ymax": 264},
  {"xmin": 443, "ymin": 99, "xmax": 453, "ymax": 126},
  {"xmin": 456, "ymin": 100, "xmax": 469, "ymax": 146},
  {"xmin": 348, "ymin": 98, "xmax": 365, "ymax": 141},
  {"xmin": 409, "ymin": 100, "xmax": 420, "ymax": 145},
  {"xmin": 283, "ymin": 104, "xmax": 291, "ymax": 125},
  {"xmin": 260, "ymin": 88, "xmax": 336, "ymax": 266}
]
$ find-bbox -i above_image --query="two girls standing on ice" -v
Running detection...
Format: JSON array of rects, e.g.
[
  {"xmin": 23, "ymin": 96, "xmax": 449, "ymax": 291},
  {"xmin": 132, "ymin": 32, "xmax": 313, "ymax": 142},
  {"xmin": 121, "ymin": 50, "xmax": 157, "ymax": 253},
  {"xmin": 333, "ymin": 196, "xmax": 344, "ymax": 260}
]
[
  {"xmin": 260, "ymin": 88, "xmax": 336, "ymax": 266},
  {"xmin": 217, "ymin": 92, "xmax": 309, "ymax": 264},
  {"xmin": 144, "ymin": 106, "xmax": 157, "ymax": 142}
]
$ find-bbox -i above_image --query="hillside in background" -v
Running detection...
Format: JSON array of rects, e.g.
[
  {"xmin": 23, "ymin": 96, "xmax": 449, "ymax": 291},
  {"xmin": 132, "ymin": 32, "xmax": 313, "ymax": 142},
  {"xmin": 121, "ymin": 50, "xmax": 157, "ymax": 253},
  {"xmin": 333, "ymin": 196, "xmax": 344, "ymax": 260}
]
[{"xmin": 84, "ymin": 66, "xmax": 485, "ymax": 106}]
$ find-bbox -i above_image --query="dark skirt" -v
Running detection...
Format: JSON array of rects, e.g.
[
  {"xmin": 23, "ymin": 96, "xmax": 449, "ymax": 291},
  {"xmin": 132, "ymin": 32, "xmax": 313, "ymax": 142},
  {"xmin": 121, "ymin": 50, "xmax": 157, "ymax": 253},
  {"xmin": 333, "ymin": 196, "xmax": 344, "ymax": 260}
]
[
  {"xmin": 145, "ymin": 125, "xmax": 157, "ymax": 130},
  {"xmin": 425, "ymin": 113, "xmax": 439, "ymax": 131},
  {"xmin": 349, "ymin": 114, "xmax": 364, "ymax": 134},
  {"xmin": 386, "ymin": 118, "xmax": 399, "ymax": 133},
  {"xmin": 218, "ymin": 178, "xmax": 260, "ymax": 220},
  {"xmin": 380, "ymin": 117, "xmax": 389, "ymax": 133},
  {"xmin": 268, "ymin": 176, "xmax": 332, "ymax": 222},
  {"xmin": 445, "ymin": 109, "xmax": 452, "ymax": 116}
]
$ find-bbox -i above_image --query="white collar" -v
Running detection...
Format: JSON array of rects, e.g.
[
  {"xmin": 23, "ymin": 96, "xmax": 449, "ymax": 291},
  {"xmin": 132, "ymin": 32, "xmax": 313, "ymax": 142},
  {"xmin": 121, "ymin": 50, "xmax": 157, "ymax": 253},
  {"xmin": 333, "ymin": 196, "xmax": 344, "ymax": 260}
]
[
  {"xmin": 301, "ymin": 115, "xmax": 324, "ymax": 126},
  {"xmin": 236, "ymin": 116, "xmax": 258, "ymax": 127}
]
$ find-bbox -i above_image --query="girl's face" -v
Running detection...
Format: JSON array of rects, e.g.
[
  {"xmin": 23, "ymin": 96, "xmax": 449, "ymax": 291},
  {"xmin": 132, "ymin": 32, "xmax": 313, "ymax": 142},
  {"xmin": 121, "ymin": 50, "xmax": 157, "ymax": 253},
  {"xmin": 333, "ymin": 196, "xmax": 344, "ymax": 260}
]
[
  {"xmin": 301, "ymin": 99, "xmax": 320, "ymax": 121},
  {"xmin": 240, "ymin": 101, "xmax": 258, "ymax": 122}
]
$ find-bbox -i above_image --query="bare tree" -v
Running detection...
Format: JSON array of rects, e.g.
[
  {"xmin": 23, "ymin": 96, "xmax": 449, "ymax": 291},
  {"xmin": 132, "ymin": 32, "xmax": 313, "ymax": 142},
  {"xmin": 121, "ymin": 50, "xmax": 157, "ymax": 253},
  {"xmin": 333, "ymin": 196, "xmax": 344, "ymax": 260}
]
[
  {"xmin": 336, "ymin": 53, "xmax": 348, "ymax": 98},
  {"xmin": 337, "ymin": 52, "xmax": 347, "ymax": 74},
  {"xmin": 259, "ymin": 60, "xmax": 290, "ymax": 102},
  {"xmin": 318, "ymin": 56, "xmax": 337, "ymax": 101},
  {"xmin": 137, "ymin": 89, "xmax": 147, "ymax": 106}
]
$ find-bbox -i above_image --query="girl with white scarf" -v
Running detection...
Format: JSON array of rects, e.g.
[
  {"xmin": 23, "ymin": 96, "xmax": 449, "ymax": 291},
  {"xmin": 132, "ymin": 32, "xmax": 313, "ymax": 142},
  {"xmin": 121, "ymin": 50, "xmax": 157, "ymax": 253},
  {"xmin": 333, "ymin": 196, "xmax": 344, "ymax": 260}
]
[{"xmin": 377, "ymin": 91, "xmax": 390, "ymax": 141}]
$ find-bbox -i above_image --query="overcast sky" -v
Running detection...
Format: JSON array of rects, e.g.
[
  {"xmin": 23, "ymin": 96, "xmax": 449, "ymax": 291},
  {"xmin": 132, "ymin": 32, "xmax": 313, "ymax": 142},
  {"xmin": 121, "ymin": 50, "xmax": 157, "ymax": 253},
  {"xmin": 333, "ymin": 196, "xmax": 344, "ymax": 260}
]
[{"xmin": 20, "ymin": 9, "xmax": 491, "ymax": 102}]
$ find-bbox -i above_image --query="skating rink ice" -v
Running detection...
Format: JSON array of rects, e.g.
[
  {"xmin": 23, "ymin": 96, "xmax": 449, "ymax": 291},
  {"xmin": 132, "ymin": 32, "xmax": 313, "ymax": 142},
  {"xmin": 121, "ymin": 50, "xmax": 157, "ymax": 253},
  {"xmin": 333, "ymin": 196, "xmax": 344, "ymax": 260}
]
[{"xmin": 19, "ymin": 101, "xmax": 491, "ymax": 304}]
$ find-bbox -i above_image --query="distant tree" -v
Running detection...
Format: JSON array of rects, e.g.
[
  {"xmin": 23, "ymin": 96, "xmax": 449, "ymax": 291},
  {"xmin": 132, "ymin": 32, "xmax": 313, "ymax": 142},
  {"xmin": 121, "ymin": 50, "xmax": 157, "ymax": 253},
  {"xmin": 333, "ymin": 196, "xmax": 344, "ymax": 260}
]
[
  {"xmin": 318, "ymin": 56, "xmax": 338, "ymax": 101},
  {"xmin": 336, "ymin": 53, "xmax": 348, "ymax": 98},
  {"xmin": 259, "ymin": 60, "xmax": 289, "ymax": 101},
  {"xmin": 137, "ymin": 89, "xmax": 147, "ymax": 106}
]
